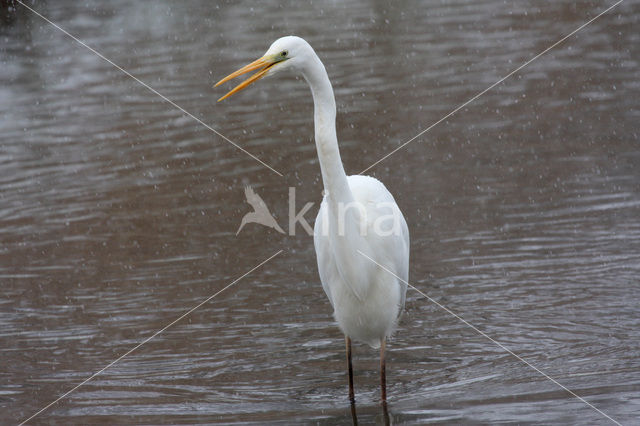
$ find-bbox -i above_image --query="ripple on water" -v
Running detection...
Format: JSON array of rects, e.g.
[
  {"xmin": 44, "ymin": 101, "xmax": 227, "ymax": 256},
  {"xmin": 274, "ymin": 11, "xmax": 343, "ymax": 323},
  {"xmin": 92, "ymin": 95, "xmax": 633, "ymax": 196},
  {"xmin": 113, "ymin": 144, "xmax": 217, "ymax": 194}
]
[{"xmin": 2, "ymin": 0, "xmax": 639, "ymax": 424}]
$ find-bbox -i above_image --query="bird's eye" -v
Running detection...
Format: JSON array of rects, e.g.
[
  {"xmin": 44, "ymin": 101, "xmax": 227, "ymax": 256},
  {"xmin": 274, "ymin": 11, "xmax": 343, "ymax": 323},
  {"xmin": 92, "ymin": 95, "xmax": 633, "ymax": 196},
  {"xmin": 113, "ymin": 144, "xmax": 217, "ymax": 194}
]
[{"xmin": 281, "ymin": 50, "xmax": 288, "ymax": 57}]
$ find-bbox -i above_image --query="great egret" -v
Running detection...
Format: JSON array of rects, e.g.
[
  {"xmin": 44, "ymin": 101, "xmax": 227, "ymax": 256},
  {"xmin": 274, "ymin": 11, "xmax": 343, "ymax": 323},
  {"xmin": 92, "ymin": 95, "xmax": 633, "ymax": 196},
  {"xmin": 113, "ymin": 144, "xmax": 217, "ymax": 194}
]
[{"xmin": 216, "ymin": 36, "xmax": 410, "ymax": 404}]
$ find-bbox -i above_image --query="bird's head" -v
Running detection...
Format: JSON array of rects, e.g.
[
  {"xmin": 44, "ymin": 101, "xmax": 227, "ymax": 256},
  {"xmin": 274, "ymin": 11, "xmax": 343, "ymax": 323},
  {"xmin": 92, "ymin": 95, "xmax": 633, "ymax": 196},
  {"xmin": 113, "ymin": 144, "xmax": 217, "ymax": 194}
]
[{"xmin": 215, "ymin": 36, "xmax": 313, "ymax": 102}]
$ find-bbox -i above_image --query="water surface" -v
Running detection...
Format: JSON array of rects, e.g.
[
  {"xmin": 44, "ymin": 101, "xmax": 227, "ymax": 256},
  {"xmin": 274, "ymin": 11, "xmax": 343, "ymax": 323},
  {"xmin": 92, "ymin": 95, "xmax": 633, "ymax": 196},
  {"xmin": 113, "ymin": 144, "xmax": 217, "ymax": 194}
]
[{"xmin": 1, "ymin": 0, "xmax": 639, "ymax": 424}]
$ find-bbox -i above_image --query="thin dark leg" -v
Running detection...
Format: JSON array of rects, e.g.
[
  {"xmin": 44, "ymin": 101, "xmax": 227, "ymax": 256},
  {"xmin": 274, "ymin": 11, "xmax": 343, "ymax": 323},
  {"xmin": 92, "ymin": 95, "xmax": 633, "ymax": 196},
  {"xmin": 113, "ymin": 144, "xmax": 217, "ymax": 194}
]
[
  {"xmin": 380, "ymin": 338, "xmax": 387, "ymax": 404},
  {"xmin": 345, "ymin": 335, "xmax": 355, "ymax": 402},
  {"xmin": 350, "ymin": 398, "xmax": 358, "ymax": 426}
]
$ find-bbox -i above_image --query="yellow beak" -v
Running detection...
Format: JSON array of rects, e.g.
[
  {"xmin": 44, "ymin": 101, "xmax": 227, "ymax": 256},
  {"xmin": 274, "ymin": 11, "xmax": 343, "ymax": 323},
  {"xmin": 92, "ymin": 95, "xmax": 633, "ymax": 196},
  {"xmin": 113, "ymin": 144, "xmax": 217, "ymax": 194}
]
[{"xmin": 215, "ymin": 56, "xmax": 276, "ymax": 102}]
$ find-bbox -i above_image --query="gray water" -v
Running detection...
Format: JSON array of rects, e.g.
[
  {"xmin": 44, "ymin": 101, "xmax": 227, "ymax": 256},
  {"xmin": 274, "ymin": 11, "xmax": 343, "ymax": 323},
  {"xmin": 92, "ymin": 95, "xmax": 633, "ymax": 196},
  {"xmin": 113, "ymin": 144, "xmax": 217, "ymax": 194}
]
[{"xmin": 2, "ymin": 0, "xmax": 639, "ymax": 424}]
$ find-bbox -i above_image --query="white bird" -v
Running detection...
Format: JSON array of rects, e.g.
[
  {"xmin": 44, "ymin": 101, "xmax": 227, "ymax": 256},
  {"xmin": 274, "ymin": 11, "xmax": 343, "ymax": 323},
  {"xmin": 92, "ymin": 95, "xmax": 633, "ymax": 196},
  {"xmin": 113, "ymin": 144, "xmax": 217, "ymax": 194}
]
[
  {"xmin": 236, "ymin": 186, "xmax": 285, "ymax": 235},
  {"xmin": 216, "ymin": 36, "xmax": 409, "ymax": 404}
]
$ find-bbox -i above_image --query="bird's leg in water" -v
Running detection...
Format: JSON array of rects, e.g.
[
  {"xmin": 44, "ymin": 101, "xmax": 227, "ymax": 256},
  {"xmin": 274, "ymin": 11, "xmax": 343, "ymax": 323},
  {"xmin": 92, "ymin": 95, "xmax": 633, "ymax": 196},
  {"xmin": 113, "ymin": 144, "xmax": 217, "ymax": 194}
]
[
  {"xmin": 380, "ymin": 339, "xmax": 387, "ymax": 404},
  {"xmin": 345, "ymin": 336, "xmax": 355, "ymax": 402}
]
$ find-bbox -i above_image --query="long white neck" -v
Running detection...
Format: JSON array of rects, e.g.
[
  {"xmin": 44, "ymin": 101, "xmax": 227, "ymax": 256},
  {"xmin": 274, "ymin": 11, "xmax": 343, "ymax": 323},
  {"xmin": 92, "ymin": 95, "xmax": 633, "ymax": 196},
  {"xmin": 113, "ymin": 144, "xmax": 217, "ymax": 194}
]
[
  {"xmin": 301, "ymin": 50, "xmax": 376, "ymax": 300},
  {"xmin": 301, "ymin": 54, "xmax": 353, "ymax": 205}
]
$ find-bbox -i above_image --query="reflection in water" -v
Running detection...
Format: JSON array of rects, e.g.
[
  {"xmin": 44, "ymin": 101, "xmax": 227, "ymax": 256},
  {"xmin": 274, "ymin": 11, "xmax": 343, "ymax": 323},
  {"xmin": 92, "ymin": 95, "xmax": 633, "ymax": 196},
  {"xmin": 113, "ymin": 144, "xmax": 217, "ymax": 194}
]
[
  {"xmin": 1, "ymin": 0, "xmax": 639, "ymax": 424},
  {"xmin": 351, "ymin": 399, "xmax": 358, "ymax": 425}
]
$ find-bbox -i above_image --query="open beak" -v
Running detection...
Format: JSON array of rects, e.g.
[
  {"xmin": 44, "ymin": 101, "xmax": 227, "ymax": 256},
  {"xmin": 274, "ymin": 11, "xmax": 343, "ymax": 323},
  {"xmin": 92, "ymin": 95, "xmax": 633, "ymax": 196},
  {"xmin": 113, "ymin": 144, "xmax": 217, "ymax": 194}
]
[{"xmin": 215, "ymin": 56, "xmax": 277, "ymax": 102}]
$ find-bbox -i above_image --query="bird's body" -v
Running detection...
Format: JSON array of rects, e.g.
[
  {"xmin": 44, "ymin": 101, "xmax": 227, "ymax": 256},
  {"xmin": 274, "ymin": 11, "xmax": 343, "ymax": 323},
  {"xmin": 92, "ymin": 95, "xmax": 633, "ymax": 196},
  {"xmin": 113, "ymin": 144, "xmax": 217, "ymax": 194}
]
[
  {"xmin": 217, "ymin": 36, "xmax": 409, "ymax": 404},
  {"xmin": 315, "ymin": 174, "xmax": 409, "ymax": 348}
]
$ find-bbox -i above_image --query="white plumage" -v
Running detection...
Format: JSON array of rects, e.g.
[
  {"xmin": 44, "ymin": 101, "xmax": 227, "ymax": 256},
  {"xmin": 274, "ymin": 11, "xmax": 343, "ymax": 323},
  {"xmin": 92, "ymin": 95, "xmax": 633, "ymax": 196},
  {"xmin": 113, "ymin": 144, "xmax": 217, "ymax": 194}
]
[
  {"xmin": 314, "ymin": 174, "xmax": 409, "ymax": 348},
  {"xmin": 217, "ymin": 35, "xmax": 410, "ymax": 404}
]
